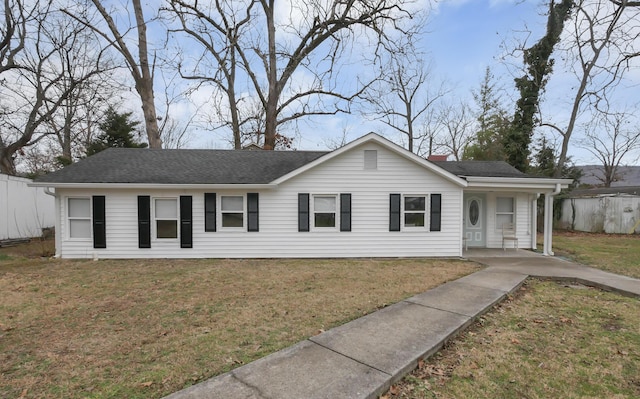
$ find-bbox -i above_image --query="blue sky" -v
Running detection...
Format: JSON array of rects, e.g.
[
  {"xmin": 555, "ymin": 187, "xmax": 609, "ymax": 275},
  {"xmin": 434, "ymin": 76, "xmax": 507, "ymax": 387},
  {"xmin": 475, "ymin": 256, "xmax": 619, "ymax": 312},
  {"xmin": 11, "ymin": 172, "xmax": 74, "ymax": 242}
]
[
  {"xmin": 289, "ymin": 0, "xmax": 550, "ymax": 151},
  {"xmin": 426, "ymin": 0, "xmax": 543, "ymax": 93},
  {"xmin": 170, "ymin": 0, "xmax": 636, "ymax": 165}
]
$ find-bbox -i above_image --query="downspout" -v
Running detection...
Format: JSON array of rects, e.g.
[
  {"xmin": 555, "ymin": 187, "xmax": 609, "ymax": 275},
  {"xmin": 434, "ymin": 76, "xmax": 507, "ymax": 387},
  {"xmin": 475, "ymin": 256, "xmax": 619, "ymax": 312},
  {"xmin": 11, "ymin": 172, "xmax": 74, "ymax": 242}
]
[
  {"xmin": 44, "ymin": 187, "xmax": 61, "ymax": 258},
  {"xmin": 543, "ymin": 183, "xmax": 562, "ymax": 256}
]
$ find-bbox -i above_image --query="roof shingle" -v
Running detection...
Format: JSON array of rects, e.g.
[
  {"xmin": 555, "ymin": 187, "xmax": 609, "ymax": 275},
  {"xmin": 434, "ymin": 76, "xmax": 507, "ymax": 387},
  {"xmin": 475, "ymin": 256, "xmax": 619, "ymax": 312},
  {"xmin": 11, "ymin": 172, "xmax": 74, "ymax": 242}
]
[
  {"xmin": 432, "ymin": 161, "xmax": 529, "ymax": 178},
  {"xmin": 35, "ymin": 148, "xmax": 329, "ymax": 184}
]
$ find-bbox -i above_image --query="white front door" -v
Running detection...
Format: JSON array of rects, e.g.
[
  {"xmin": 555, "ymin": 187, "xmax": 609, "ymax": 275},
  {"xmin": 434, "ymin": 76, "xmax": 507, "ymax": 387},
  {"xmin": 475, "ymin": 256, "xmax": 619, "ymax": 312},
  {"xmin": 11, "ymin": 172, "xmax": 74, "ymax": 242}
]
[{"xmin": 464, "ymin": 194, "xmax": 486, "ymax": 247}]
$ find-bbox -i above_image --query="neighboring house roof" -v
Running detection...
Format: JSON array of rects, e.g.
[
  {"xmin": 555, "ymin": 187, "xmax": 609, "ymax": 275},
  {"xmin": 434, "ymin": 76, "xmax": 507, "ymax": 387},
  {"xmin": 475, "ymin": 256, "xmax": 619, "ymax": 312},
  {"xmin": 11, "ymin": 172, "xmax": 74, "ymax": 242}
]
[
  {"xmin": 426, "ymin": 154, "xmax": 449, "ymax": 162},
  {"xmin": 34, "ymin": 148, "xmax": 328, "ymax": 184},
  {"xmin": 567, "ymin": 186, "xmax": 640, "ymax": 198},
  {"xmin": 432, "ymin": 161, "xmax": 529, "ymax": 178}
]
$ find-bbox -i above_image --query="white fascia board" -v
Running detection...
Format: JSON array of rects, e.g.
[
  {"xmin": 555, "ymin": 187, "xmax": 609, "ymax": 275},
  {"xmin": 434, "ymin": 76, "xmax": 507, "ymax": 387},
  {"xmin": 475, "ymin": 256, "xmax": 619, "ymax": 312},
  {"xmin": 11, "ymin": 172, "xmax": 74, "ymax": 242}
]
[
  {"xmin": 464, "ymin": 176, "xmax": 573, "ymax": 191},
  {"xmin": 27, "ymin": 182, "xmax": 277, "ymax": 190},
  {"xmin": 271, "ymin": 132, "xmax": 468, "ymax": 187}
]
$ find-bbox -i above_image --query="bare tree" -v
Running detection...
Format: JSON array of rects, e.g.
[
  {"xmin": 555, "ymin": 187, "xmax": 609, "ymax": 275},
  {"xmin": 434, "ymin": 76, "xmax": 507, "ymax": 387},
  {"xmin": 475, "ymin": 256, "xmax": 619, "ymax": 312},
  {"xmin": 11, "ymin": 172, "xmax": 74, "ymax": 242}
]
[
  {"xmin": 541, "ymin": 0, "xmax": 640, "ymax": 177},
  {"xmin": 41, "ymin": 24, "xmax": 119, "ymax": 166},
  {"xmin": 167, "ymin": 0, "xmax": 418, "ymax": 150},
  {"xmin": 579, "ymin": 109, "xmax": 640, "ymax": 187},
  {"xmin": 64, "ymin": 0, "xmax": 163, "ymax": 148},
  {"xmin": 433, "ymin": 101, "xmax": 475, "ymax": 161},
  {"xmin": 165, "ymin": 0, "xmax": 255, "ymax": 149},
  {"xmin": 363, "ymin": 42, "xmax": 448, "ymax": 154},
  {"xmin": 0, "ymin": 2, "xmax": 110, "ymax": 174}
]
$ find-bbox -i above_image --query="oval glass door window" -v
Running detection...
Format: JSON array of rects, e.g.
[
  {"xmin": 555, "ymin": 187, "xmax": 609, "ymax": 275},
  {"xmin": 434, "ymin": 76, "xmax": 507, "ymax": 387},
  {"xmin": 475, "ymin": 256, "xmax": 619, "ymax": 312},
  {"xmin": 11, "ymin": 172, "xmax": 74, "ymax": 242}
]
[{"xmin": 469, "ymin": 200, "xmax": 479, "ymax": 226}]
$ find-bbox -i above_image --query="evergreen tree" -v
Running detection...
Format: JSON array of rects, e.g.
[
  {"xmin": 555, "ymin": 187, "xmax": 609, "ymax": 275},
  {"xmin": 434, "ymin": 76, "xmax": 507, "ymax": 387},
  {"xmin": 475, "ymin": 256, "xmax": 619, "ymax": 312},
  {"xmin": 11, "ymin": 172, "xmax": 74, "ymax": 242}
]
[
  {"xmin": 463, "ymin": 67, "xmax": 510, "ymax": 161},
  {"xmin": 86, "ymin": 107, "xmax": 147, "ymax": 156},
  {"xmin": 530, "ymin": 136, "xmax": 581, "ymax": 185}
]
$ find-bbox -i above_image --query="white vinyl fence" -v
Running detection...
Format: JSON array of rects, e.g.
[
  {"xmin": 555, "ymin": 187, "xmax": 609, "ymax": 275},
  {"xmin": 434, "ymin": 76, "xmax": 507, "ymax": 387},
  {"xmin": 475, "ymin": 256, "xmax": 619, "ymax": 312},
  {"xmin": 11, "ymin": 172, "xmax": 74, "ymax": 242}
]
[
  {"xmin": 0, "ymin": 174, "xmax": 55, "ymax": 240},
  {"xmin": 559, "ymin": 195, "xmax": 640, "ymax": 234}
]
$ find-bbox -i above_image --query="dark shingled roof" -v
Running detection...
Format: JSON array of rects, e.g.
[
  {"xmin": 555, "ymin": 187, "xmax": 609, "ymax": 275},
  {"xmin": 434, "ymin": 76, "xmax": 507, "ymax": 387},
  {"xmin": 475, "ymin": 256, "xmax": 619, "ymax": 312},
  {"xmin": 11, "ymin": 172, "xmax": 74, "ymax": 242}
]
[
  {"xmin": 35, "ymin": 148, "xmax": 329, "ymax": 184},
  {"xmin": 432, "ymin": 161, "xmax": 529, "ymax": 178}
]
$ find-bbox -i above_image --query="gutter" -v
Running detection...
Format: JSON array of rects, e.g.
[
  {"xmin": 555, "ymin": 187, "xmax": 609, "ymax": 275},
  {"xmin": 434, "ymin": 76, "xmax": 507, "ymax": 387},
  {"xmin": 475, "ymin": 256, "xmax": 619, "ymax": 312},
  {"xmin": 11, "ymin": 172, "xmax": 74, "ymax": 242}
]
[{"xmin": 28, "ymin": 182, "xmax": 277, "ymax": 190}]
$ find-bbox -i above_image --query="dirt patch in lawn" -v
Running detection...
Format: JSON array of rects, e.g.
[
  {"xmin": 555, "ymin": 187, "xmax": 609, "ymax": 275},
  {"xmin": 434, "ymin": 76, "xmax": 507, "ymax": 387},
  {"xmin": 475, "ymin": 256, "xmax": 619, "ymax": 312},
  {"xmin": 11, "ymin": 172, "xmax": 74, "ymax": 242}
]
[
  {"xmin": 0, "ymin": 254, "xmax": 478, "ymax": 399},
  {"xmin": 385, "ymin": 280, "xmax": 640, "ymax": 399}
]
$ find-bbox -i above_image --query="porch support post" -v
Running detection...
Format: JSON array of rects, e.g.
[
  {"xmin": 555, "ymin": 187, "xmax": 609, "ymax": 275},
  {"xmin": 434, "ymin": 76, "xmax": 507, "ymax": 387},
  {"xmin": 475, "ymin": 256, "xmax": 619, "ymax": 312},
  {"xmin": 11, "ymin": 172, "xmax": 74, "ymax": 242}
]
[
  {"xmin": 543, "ymin": 190, "xmax": 557, "ymax": 256},
  {"xmin": 545, "ymin": 183, "xmax": 563, "ymax": 256},
  {"xmin": 531, "ymin": 194, "xmax": 539, "ymax": 250}
]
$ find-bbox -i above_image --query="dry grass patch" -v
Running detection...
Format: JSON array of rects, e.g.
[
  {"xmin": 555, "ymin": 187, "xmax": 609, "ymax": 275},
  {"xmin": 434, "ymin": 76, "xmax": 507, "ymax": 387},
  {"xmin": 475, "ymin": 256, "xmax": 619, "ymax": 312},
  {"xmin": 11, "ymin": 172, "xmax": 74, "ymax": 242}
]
[
  {"xmin": 386, "ymin": 280, "xmax": 640, "ymax": 399},
  {"xmin": 552, "ymin": 231, "xmax": 640, "ymax": 279},
  {"xmin": 0, "ymin": 249, "xmax": 478, "ymax": 399}
]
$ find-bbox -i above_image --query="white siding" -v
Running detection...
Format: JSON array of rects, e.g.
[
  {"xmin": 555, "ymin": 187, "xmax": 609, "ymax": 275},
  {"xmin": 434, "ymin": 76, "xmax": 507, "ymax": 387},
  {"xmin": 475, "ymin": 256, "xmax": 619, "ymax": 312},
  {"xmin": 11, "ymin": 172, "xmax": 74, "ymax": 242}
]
[
  {"xmin": 484, "ymin": 192, "xmax": 533, "ymax": 249},
  {"xmin": 56, "ymin": 142, "xmax": 464, "ymax": 258},
  {"xmin": 1, "ymin": 174, "xmax": 55, "ymax": 240}
]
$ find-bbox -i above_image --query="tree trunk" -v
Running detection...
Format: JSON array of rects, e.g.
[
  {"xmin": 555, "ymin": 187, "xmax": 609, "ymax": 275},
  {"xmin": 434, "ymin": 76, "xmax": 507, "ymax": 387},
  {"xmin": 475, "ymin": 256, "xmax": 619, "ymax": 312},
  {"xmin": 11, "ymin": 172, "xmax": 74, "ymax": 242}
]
[
  {"xmin": 0, "ymin": 140, "xmax": 17, "ymax": 175},
  {"xmin": 0, "ymin": 155, "xmax": 16, "ymax": 175},
  {"xmin": 133, "ymin": 0, "xmax": 161, "ymax": 149},
  {"xmin": 263, "ymin": 0, "xmax": 278, "ymax": 150}
]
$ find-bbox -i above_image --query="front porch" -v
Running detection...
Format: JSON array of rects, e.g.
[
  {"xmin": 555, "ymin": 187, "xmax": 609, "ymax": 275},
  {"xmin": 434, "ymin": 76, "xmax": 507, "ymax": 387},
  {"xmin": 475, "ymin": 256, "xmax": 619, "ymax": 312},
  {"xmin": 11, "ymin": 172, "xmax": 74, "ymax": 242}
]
[{"xmin": 461, "ymin": 180, "xmax": 570, "ymax": 256}]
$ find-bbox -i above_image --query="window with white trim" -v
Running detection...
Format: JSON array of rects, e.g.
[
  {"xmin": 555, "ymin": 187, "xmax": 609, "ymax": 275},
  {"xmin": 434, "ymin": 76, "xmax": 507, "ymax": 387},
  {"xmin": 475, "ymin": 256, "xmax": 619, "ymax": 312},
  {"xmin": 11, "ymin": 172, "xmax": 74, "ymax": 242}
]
[
  {"xmin": 496, "ymin": 197, "xmax": 515, "ymax": 229},
  {"xmin": 155, "ymin": 198, "xmax": 178, "ymax": 239},
  {"xmin": 68, "ymin": 198, "xmax": 91, "ymax": 239},
  {"xmin": 221, "ymin": 195, "xmax": 244, "ymax": 228},
  {"xmin": 404, "ymin": 195, "xmax": 426, "ymax": 227},
  {"xmin": 313, "ymin": 195, "xmax": 337, "ymax": 228}
]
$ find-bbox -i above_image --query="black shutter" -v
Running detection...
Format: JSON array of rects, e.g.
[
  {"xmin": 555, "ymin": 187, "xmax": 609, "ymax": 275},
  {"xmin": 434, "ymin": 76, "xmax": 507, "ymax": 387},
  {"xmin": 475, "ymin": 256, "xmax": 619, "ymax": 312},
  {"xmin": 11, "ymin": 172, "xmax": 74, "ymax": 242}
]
[
  {"xmin": 340, "ymin": 193, "xmax": 351, "ymax": 232},
  {"xmin": 92, "ymin": 195, "xmax": 106, "ymax": 249},
  {"xmin": 180, "ymin": 196, "xmax": 193, "ymax": 248},
  {"xmin": 298, "ymin": 193, "xmax": 310, "ymax": 232},
  {"xmin": 247, "ymin": 193, "xmax": 259, "ymax": 232},
  {"xmin": 138, "ymin": 196, "xmax": 151, "ymax": 248},
  {"xmin": 430, "ymin": 194, "xmax": 442, "ymax": 232},
  {"xmin": 204, "ymin": 193, "xmax": 216, "ymax": 232},
  {"xmin": 389, "ymin": 193, "xmax": 401, "ymax": 232}
]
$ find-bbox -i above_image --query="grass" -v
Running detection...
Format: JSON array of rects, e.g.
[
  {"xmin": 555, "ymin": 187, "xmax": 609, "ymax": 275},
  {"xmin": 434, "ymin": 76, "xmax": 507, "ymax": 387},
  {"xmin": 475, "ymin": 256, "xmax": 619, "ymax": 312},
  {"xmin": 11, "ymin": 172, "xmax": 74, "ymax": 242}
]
[
  {"xmin": 386, "ymin": 231, "xmax": 640, "ymax": 399},
  {"xmin": 385, "ymin": 281, "xmax": 640, "ymax": 399},
  {"xmin": 0, "ymin": 240, "xmax": 478, "ymax": 399},
  {"xmin": 552, "ymin": 230, "xmax": 640, "ymax": 278}
]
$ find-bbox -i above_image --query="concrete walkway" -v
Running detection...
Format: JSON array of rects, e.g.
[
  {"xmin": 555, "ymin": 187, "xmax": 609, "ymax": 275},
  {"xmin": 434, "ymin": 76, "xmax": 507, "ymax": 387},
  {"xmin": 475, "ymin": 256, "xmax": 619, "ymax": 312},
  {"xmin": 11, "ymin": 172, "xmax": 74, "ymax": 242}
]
[{"xmin": 164, "ymin": 251, "xmax": 640, "ymax": 399}]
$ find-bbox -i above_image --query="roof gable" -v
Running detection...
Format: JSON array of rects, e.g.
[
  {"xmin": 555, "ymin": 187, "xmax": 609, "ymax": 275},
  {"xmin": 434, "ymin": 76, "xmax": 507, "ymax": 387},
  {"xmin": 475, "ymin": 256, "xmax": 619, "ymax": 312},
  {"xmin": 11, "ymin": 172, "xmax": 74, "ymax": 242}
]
[{"xmin": 272, "ymin": 133, "xmax": 468, "ymax": 187}]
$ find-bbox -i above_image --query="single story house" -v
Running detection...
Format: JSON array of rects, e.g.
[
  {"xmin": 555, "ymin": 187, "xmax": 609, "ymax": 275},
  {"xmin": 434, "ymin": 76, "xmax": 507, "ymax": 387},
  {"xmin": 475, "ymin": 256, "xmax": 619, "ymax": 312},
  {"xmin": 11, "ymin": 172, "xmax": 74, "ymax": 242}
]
[{"xmin": 31, "ymin": 133, "xmax": 572, "ymax": 259}]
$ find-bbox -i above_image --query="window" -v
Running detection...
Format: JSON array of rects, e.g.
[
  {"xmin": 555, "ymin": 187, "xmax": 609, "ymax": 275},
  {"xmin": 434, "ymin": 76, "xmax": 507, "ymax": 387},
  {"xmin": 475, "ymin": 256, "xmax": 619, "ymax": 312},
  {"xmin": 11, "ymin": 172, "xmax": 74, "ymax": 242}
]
[
  {"xmin": 155, "ymin": 198, "xmax": 178, "ymax": 239},
  {"xmin": 404, "ymin": 196, "xmax": 426, "ymax": 227},
  {"xmin": 68, "ymin": 198, "xmax": 91, "ymax": 239},
  {"xmin": 221, "ymin": 195, "xmax": 244, "ymax": 228},
  {"xmin": 313, "ymin": 195, "xmax": 336, "ymax": 228},
  {"xmin": 496, "ymin": 197, "xmax": 515, "ymax": 229}
]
